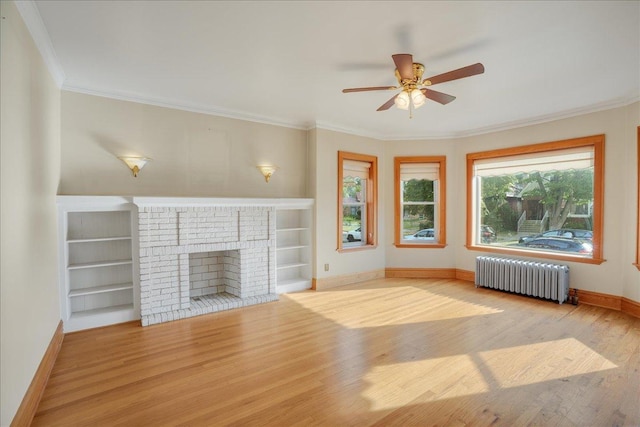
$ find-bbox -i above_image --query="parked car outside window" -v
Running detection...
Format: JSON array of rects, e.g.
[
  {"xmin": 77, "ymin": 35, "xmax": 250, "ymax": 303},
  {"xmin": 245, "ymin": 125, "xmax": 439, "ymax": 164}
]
[
  {"xmin": 404, "ymin": 228, "xmax": 435, "ymax": 240},
  {"xmin": 519, "ymin": 237, "xmax": 593, "ymax": 254},
  {"xmin": 344, "ymin": 227, "xmax": 361, "ymax": 242},
  {"xmin": 519, "ymin": 229, "xmax": 593, "ymax": 244}
]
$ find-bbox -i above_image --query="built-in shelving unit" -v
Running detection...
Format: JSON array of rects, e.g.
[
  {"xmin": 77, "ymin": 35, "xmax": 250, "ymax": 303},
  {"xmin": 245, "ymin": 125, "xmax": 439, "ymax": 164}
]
[
  {"xmin": 58, "ymin": 196, "xmax": 140, "ymax": 332},
  {"xmin": 275, "ymin": 200, "xmax": 313, "ymax": 294}
]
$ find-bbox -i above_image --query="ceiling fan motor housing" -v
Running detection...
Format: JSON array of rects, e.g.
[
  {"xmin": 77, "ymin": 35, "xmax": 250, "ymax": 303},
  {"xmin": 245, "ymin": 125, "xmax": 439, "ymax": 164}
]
[{"xmin": 395, "ymin": 63, "xmax": 425, "ymax": 89}]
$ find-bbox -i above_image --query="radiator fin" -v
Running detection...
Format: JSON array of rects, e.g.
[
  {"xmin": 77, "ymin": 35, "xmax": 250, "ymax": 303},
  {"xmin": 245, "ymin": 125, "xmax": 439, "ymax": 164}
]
[{"xmin": 475, "ymin": 256, "xmax": 569, "ymax": 304}]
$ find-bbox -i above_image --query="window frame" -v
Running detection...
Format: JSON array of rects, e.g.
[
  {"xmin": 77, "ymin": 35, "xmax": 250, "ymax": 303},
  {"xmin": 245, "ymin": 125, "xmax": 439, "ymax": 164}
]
[
  {"xmin": 337, "ymin": 151, "xmax": 378, "ymax": 251},
  {"xmin": 466, "ymin": 134, "xmax": 605, "ymax": 264},
  {"xmin": 394, "ymin": 156, "xmax": 447, "ymax": 248}
]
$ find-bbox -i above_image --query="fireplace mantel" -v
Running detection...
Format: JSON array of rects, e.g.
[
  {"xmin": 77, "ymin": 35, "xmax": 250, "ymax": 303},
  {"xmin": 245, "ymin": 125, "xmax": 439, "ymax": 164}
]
[{"xmin": 132, "ymin": 196, "xmax": 312, "ymax": 208}]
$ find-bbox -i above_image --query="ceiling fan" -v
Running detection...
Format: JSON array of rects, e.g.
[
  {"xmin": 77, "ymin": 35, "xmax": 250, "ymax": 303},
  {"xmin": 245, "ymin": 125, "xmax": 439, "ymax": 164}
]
[{"xmin": 342, "ymin": 54, "xmax": 485, "ymax": 117}]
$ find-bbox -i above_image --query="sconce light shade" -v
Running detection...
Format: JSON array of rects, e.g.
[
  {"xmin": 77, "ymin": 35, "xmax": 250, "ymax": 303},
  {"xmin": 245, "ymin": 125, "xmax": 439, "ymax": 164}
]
[
  {"xmin": 119, "ymin": 156, "xmax": 151, "ymax": 177},
  {"xmin": 257, "ymin": 165, "xmax": 278, "ymax": 183}
]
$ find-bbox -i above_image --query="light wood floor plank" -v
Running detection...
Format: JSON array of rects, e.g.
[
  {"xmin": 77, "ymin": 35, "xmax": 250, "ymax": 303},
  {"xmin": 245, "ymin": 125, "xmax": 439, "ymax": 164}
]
[{"xmin": 34, "ymin": 278, "xmax": 640, "ymax": 426}]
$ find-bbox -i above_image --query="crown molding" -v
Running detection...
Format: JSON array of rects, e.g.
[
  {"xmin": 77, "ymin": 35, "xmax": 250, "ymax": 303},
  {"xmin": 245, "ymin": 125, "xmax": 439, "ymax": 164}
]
[
  {"xmin": 14, "ymin": 0, "xmax": 65, "ymax": 88},
  {"xmin": 61, "ymin": 84, "xmax": 310, "ymax": 132},
  {"xmin": 298, "ymin": 95, "xmax": 640, "ymax": 141},
  {"xmin": 313, "ymin": 121, "xmax": 383, "ymax": 140},
  {"xmin": 441, "ymin": 94, "xmax": 640, "ymax": 141},
  {"xmin": 64, "ymin": 83, "xmax": 639, "ymax": 142}
]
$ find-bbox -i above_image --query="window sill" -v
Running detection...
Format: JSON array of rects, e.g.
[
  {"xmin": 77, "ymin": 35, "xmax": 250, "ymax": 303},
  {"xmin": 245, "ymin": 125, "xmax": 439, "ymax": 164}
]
[
  {"xmin": 337, "ymin": 244, "xmax": 378, "ymax": 253},
  {"xmin": 465, "ymin": 244, "xmax": 605, "ymax": 265},
  {"xmin": 395, "ymin": 243, "xmax": 447, "ymax": 249}
]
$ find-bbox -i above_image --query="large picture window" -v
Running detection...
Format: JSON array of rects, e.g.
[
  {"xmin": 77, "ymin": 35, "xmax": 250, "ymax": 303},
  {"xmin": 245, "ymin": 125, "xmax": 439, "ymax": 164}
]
[
  {"xmin": 338, "ymin": 151, "xmax": 377, "ymax": 250},
  {"xmin": 394, "ymin": 156, "xmax": 446, "ymax": 247},
  {"xmin": 466, "ymin": 135, "xmax": 604, "ymax": 264}
]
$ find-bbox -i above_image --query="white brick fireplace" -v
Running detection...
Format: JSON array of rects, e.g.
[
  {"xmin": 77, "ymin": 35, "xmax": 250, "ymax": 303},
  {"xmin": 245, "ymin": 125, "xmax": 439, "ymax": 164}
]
[{"xmin": 133, "ymin": 198, "xmax": 278, "ymax": 326}]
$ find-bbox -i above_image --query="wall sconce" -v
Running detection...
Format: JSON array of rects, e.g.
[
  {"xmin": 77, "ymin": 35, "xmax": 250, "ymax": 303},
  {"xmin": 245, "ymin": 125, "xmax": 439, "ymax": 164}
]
[
  {"xmin": 257, "ymin": 165, "xmax": 277, "ymax": 183},
  {"xmin": 119, "ymin": 156, "xmax": 151, "ymax": 177}
]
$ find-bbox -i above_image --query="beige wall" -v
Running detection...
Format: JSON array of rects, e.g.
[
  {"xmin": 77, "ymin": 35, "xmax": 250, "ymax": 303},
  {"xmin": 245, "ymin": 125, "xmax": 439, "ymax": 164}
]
[
  {"xmin": 621, "ymin": 102, "xmax": 640, "ymax": 303},
  {"xmin": 311, "ymin": 129, "xmax": 386, "ymax": 279},
  {"xmin": 0, "ymin": 2, "xmax": 61, "ymax": 425},
  {"xmin": 60, "ymin": 92, "xmax": 309, "ymax": 198}
]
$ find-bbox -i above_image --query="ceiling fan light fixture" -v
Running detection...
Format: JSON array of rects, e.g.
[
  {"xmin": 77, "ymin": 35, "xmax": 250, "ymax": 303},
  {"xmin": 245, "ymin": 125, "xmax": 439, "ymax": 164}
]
[
  {"xmin": 394, "ymin": 91, "xmax": 410, "ymax": 110},
  {"xmin": 411, "ymin": 89, "xmax": 427, "ymax": 109}
]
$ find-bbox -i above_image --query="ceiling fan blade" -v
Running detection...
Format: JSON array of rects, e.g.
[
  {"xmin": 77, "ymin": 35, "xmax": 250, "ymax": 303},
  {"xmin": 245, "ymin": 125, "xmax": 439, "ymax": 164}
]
[
  {"xmin": 342, "ymin": 86, "xmax": 397, "ymax": 93},
  {"xmin": 377, "ymin": 94, "xmax": 398, "ymax": 111},
  {"xmin": 423, "ymin": 63, "xmax": 485, "ymax": 86},
  {"xmin": 392, "ymin": 54, "xmax": 414, "ymax": 81},
  {"xmin": 422, "ymin": 88, "xmax": 456, "ymax": 105}
]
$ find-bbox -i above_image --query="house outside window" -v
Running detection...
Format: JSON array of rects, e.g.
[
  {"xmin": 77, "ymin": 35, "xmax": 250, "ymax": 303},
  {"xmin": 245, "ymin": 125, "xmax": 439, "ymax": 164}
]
[
  {"xmin": 338, "ymin": 151, "xmax": 377, "ymax": 250},
  {"xmin": 466, "ymin": 135, "xmax": 604, "ymax": 264},
  {"xmin": 394, "ymin": 156, "xmax": 446, "ymax": 247}
]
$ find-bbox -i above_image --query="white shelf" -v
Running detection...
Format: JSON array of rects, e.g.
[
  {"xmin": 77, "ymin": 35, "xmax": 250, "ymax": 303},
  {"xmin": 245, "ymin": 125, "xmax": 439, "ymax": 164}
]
[
  {"xmin": 277, "ymin": 278, "xmax": 312, "ymax": 294},
  {"xmin": 70, "ymin": 303, "xmax": 135, "ymax": 319},
  {"xmin": 68, "ymin": 259, "xmax": 133, "ymax": 270},
  {"xmin": 69, "ymin": 282, "xmax": 134, "ymax": 297},
  {"xmin": 275, "ymin": 204, "xmax": 313, "ymax": 294},
  {"xmin": 277, "ymin": 262, "xmax": 309, "ymax": 270},
  {"xmin": 58, "ymin": 198, "xmax": 140, "ymax": 332},
  {"xmin": 277, "ymin": 227, "xmax": 309, "ymax": 232},
  {"xmin": 68, "ymin": 236, "xmax": 132, "ymax": 243},
  {"xmin": 277, "ymin": 245, "xmax": 309, "ymax": 251}
]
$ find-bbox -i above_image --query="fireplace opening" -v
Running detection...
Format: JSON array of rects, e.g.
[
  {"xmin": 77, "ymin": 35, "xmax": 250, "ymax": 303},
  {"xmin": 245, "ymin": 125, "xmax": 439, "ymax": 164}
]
[{"xmin": 189, "ymin": 250, "xmax": 241, "ymax": 299}]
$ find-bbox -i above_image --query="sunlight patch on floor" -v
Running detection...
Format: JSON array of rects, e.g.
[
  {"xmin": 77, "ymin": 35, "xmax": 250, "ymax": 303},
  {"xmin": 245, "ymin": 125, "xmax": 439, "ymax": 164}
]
[
  {"xmin": 361, "ymin": 354, "xmax": 490, "ymax": 411},
  {"xmin": 477, "ymin": 337, "xmax": 618, "ymax": 388},
  {"xmin": 359, "ymin": 338, "xmax": 617, "ymax": 411},
  {"xmin": 287, "ymin": 287, "xmax": 503, "ymax": 329}
]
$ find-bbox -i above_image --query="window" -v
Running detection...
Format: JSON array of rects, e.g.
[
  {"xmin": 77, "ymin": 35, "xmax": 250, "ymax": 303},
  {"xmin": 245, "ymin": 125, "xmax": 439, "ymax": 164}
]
[
  {"xmin": 338, "ymin": 151, "xmax": 377, "ymax": 250},
  {"xmin": 466, "ymin": 135, "xmax": 604, "ymax": 264},
  {"xmin": 394, "ymin": 156, "xmax": 446, "ymax": 247}
]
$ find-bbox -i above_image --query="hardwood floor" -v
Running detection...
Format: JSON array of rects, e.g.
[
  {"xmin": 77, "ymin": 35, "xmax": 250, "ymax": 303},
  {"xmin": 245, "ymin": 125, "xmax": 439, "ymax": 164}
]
[{"xmin": 33, "ymin": 278, "xmax": 639, "ymax": 426}]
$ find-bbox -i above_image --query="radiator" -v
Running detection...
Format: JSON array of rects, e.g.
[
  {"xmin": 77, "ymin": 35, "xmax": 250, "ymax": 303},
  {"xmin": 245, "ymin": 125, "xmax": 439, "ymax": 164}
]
[{"xmin": 475, "ymin": 256, "xmax": 569, "ymax": 304}]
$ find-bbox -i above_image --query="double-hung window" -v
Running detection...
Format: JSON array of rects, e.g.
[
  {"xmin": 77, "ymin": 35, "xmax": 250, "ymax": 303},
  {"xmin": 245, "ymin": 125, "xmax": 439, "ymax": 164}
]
[
  {"xmin": 338, "ymin": 151, "xmax": 377, "ymax": 250},
  {"xmin": 466, "ymin": 134, "xmax": 604, "ymax": 264},
  {"xmin": 395, "ymin": 156, "xmax": 446, "ymax": 247}
]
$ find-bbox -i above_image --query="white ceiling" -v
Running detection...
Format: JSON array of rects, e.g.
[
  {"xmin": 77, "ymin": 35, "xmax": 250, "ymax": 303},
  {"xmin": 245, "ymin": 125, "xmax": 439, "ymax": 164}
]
[{"xmin": 24, "ymin": 1, "xmax": 640, "ymax": 140}]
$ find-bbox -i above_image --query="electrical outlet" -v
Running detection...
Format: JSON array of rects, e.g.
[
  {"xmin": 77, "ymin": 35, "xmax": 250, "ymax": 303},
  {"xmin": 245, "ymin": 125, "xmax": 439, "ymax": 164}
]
[{"xmin": 324, "ymin": 263, "xmax": 329, "ymax": 271}]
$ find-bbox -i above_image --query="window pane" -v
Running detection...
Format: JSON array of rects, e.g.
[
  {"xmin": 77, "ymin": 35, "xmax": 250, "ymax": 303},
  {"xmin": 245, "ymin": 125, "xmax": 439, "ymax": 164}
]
[
  {"xmin": 477, "ymin": 165, "xmax": 594, "ymax": 257},
  {"xmin": 342, "ymin": 205, "xmax": 363, "ymax": 243},
  {"xmin": 402, "ymin": 204, "xmax": 435, "ymax": 239},
  {"xmin": 343, "ymin": 176, "xmax": 363, "ymax": 201},
  {"xmin": 343, "ymin": 177, "xmax": 366, "ymax": 245},
  {"xmin": 402, "ymin": 179, "xmax": 434, "ymax": 202}
]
